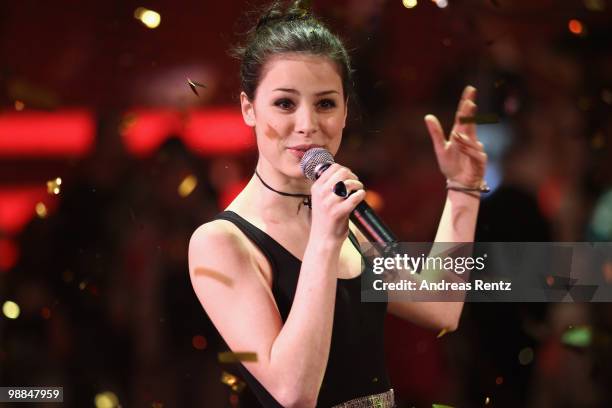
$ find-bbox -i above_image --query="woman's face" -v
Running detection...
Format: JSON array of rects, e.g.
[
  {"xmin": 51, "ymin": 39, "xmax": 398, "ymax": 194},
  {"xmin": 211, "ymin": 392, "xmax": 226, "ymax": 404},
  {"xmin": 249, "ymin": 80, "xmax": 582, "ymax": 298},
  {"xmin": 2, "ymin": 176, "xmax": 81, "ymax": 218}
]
[{"xmin": 240, "ymin": 53, "xmax": 347, "ymax": 180}]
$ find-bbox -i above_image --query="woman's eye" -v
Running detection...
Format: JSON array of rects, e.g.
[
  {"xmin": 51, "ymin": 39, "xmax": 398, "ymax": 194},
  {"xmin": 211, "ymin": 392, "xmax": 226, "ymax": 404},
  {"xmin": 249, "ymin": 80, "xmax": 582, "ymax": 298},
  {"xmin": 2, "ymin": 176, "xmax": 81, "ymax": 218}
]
[
  {"xmin": 318, "ymin": 99, "xmax": 337, "ymax": 109},
  {"xmin": 274, "ymin": 99, "xmax": 294, "ymax": 110}
]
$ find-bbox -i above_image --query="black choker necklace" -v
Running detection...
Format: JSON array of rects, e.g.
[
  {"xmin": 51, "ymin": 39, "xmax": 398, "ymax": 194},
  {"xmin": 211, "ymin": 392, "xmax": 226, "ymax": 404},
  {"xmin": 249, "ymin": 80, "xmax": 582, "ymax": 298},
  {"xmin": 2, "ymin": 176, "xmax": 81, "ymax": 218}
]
[{"xmin": 255, "ymin": 170, "xmax": 312, "ymax": 210}]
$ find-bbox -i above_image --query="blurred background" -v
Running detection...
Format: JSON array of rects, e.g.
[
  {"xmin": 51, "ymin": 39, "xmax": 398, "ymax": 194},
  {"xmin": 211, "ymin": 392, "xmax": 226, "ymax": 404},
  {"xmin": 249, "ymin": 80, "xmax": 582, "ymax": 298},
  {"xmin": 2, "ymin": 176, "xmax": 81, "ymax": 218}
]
[{"xmin": 1, "ymin": 0, "xmax": 611, "ymax": 407}]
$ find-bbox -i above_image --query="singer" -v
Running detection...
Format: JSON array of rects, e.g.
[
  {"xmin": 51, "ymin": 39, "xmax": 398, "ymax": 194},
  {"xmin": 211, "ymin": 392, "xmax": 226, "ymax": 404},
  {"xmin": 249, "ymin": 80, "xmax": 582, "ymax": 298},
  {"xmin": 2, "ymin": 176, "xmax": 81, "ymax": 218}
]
[{"xmin": 188, "ymin": 1, "xmax": 487, "ymax": 407}]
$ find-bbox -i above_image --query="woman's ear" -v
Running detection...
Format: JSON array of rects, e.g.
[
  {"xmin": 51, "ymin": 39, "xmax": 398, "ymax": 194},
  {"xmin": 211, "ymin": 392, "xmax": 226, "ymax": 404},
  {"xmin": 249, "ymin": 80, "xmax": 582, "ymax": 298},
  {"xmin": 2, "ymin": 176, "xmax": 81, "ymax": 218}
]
[{"xmin": 240, "ymin": 92, "xmax": 256, "ymax": 127}]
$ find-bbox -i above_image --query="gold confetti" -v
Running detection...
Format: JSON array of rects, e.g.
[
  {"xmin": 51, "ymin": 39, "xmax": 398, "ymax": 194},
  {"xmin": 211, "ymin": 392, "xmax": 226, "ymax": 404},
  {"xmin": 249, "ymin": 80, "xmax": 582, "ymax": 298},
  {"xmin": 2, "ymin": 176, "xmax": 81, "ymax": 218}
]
[
  {"xmin": 187, "ymin": 78, "xmax": 207, "ymax": 96},
  {"xmin": 221, "ymin": 371, "xmax": 238, "ymax": 386},
  {"xmin": 459, "ymin": 113, "xmax": 499, "ymax": 125},
  {"xmin": 178, "ymin": 174, "xmax": 197, "ymax": 197},
  {"xmin": 194, "ymin": 267, "xmax": 234, "ymax": 287},
  {"xmin": 35, "ymin": 202, "xmax": 48, "ymax": 218},
  {"xmin": 79, "ymin": 281, "xmax": 87, "ymax": 290},
  {"xmin": 47, "ymin": 177, "xmax": 62, "ymax": 195},
  {"xmin": 437, "ymin": 328, "xmax": 449, "ymax": 338},
  {"xmin": 218, "ymin": 351, "xmax": 258, "ymax": 363},
  {"xmin": 221, "ymin": 372, "xmax": 246, "ymax": 394},
  {"xmin": 14, "ymin": 100, "xmax": 25, "ymax": 111}
]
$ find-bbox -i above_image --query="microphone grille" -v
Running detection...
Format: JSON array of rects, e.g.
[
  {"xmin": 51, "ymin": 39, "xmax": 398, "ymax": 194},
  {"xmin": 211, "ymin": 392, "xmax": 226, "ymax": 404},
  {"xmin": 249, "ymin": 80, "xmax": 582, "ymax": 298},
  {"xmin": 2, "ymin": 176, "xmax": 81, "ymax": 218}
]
[{"xmin": 300, "ymin": 147, "xmax": 335, "ymax": 181}]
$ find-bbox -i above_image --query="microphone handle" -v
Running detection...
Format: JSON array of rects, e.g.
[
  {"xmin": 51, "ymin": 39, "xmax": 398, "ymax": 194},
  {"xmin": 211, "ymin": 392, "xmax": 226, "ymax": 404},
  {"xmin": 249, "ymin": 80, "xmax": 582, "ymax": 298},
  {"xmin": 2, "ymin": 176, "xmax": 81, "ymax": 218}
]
[{"xmin": 349, "ymin": 201, "xmax": 397, "ymax": 245}]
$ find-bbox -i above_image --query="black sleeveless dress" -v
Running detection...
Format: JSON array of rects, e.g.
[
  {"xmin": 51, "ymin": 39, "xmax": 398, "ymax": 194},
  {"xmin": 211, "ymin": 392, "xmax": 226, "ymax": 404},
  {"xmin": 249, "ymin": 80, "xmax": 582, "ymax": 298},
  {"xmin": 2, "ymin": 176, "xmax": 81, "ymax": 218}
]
[{"xmin": 214, "ymin": 211, "xmax": 391, "ymax": 407}]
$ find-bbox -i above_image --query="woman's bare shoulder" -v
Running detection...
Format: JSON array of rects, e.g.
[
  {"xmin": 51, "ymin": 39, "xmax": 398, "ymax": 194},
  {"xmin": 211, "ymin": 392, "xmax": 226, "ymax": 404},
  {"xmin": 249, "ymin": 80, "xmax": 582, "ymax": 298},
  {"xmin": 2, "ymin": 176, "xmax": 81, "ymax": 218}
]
[{"xmin": 189, "ymin": 218, "xmax": 252, "ymax": 269}]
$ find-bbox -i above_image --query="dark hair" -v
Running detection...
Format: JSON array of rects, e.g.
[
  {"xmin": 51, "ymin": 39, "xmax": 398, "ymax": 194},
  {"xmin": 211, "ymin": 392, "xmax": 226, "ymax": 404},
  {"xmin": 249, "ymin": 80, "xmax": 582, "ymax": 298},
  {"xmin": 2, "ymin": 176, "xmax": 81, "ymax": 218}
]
[{"xmin": 231, "ymin": 0, "xmax": 354, "ymax": 101}]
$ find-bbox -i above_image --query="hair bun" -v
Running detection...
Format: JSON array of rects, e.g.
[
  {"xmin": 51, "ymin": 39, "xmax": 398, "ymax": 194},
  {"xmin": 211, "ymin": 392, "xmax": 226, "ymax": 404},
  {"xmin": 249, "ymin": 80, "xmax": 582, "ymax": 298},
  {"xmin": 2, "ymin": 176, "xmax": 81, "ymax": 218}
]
[{"xmin": 256, "ymin": 0, "xmax": 313, "ymax": 31}]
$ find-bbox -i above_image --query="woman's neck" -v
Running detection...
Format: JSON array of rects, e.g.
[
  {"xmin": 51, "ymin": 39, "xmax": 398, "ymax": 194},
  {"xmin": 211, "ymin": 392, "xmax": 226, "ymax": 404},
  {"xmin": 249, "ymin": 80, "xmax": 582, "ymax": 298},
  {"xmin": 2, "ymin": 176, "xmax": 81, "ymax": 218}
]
[{"xmin": 238, "ymin": 161, "xmax": 312, "ymax": 220}]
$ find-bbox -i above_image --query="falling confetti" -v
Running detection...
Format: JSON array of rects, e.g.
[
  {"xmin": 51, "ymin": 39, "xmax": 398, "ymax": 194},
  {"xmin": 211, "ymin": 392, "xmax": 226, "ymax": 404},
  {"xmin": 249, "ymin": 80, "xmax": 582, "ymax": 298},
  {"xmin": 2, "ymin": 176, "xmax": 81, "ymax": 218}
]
[
  {"xmin": 187, "ymin": 78, "xmax": 207, "ymax": 96},
  {"xmin": 46, "ymin": 177, "xmax": 62, "ymax": 195},
  {"xmin": 437, "ymin": 328, "xmax": 448, "ymax": 338},
  {"xmin": 79, "ymin": 281, "xmax": 87, "ymax": 290},
  {"xmin": 14, "ymin": 100, "xmax": 25, "ymax": 111},
  {"xmin": 485, "ymin": 396, "xmax": 491, "ymax": 405},
  {"xmin": 561, "ymin": 325, "xmax": 592, "ymax": 348},
  {"xmin": 194, "ymin": 267, "xmax": 234, "ymax": 287},
  {"xmin": 218, "ymin": 351, "xmax": 258, "ymax": 363},
  {"xmin": 402, "ymin": 0, "xmax": 417, "ymax": 9},
  {"xmin": 459, "ymin": 113, "xmax": 499, "ymax": 125},
  {"xmin": 221, "ymin": 371, "xmax": 246, "ymax": 393},
  {"xmin": 178, "ymin": 174, "xmax": 198, "ymax": 197},
  {"xmin": 35, "ymin": 202, "xmax": 48, "ymax": 218}
]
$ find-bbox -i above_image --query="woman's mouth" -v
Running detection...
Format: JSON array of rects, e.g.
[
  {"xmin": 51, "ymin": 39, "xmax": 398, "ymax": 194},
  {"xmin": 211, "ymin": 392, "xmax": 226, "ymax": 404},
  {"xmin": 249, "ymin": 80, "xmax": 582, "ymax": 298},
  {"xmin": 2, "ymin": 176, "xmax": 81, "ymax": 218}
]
[
  {"xmin": 286, "ymin": 145, "xmax": 324, "ymax": 159},
  {"xmin": 287, "ymin": 148, "xmax": 307, "ymax": 159}
]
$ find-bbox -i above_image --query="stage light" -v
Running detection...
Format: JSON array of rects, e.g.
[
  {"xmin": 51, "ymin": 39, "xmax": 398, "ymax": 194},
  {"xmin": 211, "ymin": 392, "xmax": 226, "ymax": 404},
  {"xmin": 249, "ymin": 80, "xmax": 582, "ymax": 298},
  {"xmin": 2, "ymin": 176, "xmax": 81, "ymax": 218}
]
[
  {"xmin": 2, "ymin": 300, "xmax": 20, "ymax": 319},
  {"xmin": 134, "ymin": 7, "xmax": 161, "ymax": 29},
  {"xmin": 402, "ymin": 0, "xmax": 417, "ymax": 8}
]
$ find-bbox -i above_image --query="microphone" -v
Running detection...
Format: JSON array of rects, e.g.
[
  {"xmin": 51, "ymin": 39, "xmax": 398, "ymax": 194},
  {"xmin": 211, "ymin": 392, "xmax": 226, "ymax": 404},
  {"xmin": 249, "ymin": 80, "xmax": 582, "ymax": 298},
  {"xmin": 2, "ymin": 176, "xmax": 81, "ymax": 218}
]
[{"xmin": 300, "ymin": 148, "xmax": 398, "ymax": 247}]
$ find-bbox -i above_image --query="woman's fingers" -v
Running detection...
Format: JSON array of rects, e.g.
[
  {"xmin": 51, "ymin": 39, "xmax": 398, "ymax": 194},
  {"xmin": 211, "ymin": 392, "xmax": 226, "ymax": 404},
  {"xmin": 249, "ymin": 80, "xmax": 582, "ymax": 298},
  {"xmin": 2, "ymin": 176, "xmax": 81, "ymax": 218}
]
[
  {"xmin": 457, "ymin": 142, "xmax": 488, "ymax": 162},
  {"xmin": 453, "ymin": 86, "xmax": 478, "ymax": 139},
  {"xmin": 452, "ymin": 131, "xmax": 483, "ymax": 150},
  {"xmin": 424, "ymin": 114, "xmax": 447, "ymax": 156}
]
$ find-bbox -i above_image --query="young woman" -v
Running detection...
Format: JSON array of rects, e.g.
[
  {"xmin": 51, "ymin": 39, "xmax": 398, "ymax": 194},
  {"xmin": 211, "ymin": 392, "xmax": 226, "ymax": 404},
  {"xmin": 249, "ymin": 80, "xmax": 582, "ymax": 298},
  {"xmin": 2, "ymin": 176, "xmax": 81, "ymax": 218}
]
[{"xmin": 188, "ymin": 1, "xmax": 487, "ymax": 406}]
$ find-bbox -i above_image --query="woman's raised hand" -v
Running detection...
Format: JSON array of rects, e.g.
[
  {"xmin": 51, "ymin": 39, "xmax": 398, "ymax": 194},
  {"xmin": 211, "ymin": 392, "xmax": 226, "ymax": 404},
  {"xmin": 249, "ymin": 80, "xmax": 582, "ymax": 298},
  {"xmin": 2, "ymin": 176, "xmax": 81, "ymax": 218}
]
[
  {"xmin": 309, "ymin": 163, "xmax": 365, "ymax": 241},
  {"xmin": 424, "ymin": 85, "xmax": 488, "ymax": 187}
]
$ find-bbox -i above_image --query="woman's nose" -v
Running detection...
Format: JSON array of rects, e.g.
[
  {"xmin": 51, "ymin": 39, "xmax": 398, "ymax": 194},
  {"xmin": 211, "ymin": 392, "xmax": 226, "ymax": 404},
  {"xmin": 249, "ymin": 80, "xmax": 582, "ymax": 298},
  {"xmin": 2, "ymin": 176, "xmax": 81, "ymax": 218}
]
[{"xmin": 295, "ymin": 106, "xmax": 318, "ymax": 135}]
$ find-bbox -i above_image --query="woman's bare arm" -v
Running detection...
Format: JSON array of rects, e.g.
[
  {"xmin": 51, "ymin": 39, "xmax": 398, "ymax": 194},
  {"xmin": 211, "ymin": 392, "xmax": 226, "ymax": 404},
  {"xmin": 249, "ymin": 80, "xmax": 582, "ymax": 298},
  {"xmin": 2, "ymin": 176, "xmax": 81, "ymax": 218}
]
[{"xmin": 189, "ymin": 221, "xmax": 341, "ymax": 407}]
